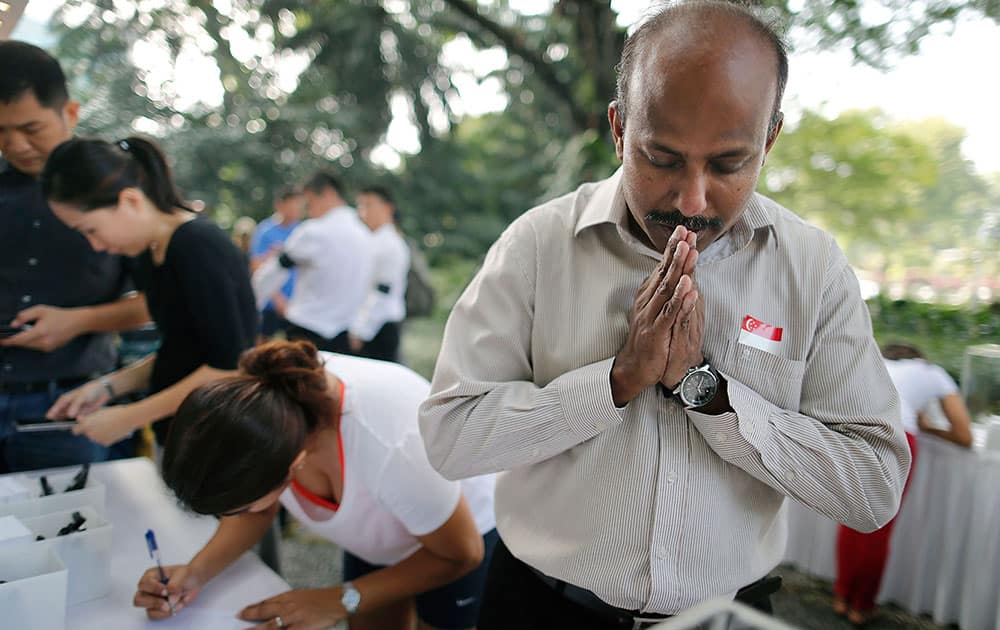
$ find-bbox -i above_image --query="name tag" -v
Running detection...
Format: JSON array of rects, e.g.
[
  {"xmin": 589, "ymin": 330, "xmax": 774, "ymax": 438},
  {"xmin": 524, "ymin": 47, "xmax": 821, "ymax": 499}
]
[{"xmin": 738, "ymin": 315, "xmax": 783, "ymax": 355}]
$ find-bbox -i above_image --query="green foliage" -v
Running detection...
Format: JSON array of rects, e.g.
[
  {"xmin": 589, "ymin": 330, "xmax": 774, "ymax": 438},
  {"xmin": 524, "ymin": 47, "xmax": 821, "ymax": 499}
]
[
  {"xmin": 757, "ymin": 0, "xmax": 998, "ymax": 69},
  {"xmin": 761, "ymin": 109, "xmax": 999, "ymax": 289},
  {"xmin": 868, "ymin": 295, "xmax": 1000, "ymax": 380},
  {"xmin": 44, "ymin": 0, "xmax": 1000, "ymax": 267},
  {"xmin": 761, "ymin": 109, "xmax": 939, "ymax": 249},
  {"xmin": 894, "ymin": 117, "xmax": 999, "ymax": 253}
]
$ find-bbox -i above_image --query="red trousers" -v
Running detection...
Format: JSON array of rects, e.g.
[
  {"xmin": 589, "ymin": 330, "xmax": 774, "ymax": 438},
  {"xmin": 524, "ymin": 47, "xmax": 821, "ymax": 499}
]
[{"xmin": 834, "ymin": 432, "xmax": 917, "ymax": 613}]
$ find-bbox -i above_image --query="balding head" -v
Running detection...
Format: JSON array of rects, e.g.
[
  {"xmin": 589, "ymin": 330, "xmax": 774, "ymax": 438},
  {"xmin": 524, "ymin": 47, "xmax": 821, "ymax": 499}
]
[
  {"xmin": 615, "ymin": 1, "xmax": 788, "ymax": 138},
  {"xmin": 606, "ymin": 1, "xmax": 789, "ymax": 255}
]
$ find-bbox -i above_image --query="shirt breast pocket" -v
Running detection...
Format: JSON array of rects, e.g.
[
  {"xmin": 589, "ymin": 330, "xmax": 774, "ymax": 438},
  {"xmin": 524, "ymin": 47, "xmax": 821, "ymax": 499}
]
[{"xmin": 723, "ymin": 342, "xmax": 806, "ymax": 411}]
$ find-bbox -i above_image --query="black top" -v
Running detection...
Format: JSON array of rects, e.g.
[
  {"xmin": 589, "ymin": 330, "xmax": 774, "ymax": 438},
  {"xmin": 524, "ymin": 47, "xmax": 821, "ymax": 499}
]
[
  {"xmin": 0, "ymin": 160, "xmax": 131, "ymax": 383},
  {"xmin": 131, "ymin": 217, "xmax": 257, "ymax": 443}
]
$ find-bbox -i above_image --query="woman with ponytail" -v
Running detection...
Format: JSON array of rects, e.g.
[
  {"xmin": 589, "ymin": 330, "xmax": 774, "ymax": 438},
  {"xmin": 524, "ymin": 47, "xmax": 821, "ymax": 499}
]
[
  {"xmin": 132, "ymin": 341, "xmax": 497, "ymax": 630},
  {"xmin": 38, "ymin": 136, "xmax": 257, "ymax": 447}
]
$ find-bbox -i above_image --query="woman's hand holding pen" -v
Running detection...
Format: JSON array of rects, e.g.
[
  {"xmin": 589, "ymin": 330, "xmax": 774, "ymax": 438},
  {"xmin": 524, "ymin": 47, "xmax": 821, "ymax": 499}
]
[{"xmin": 134, "ymin": 564, "xmax": 204, "ymax": 620}]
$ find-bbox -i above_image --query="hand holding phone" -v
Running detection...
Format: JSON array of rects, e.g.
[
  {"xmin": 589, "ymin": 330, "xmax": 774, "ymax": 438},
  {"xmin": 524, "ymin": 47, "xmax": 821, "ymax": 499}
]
[{"xmin": 0, "ymin": 324, "xmax": 30, "ymax": 338}]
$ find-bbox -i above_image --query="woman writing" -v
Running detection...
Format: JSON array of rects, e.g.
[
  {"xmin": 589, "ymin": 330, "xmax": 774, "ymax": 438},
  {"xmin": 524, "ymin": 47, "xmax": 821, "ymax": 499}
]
[
  {"xmin": 40, "ymin": 137, "xmax": 257, "ymax": 446},
  {"xmin": 133, "ymin": 341, "xmax": 497, "ymax": 630}
]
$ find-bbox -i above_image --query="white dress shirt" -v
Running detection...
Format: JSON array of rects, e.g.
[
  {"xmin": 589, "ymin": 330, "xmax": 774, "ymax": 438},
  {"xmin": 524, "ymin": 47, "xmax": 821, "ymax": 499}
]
[
  {"xmin": 419, "ymin": 168, "xmax": 910, "ymax": 614},
  {"xmin": 254, "ymin": 206, "xmax": 374, "ymax": 339},
  {"xmin": 351, "ymin": 224, "xmax": 410, "ymax": 341}
]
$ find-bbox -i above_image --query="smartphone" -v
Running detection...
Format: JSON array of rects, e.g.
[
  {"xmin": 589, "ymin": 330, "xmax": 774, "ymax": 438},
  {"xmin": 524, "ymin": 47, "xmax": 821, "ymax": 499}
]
[
  {"xmin": 14, "ymin": 417, "xmax": 78, "ymax": 432},
  {"xmin": 0, "ymin": 324, "xmax": 30, "ymax": 338}
]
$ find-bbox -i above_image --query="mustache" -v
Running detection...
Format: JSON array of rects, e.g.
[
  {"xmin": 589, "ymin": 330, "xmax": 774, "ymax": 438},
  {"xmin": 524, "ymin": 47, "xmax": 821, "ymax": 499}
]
[{"xmin": 645, "ymin": 210, "xmax": 724, "ymax": 232}]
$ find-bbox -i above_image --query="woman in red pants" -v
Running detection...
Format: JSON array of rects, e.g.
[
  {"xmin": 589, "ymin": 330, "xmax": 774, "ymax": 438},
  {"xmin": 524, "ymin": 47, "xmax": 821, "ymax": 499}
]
[{"xmin": 834, "ymin": 343, "xmax": 973, "ymax": 624}]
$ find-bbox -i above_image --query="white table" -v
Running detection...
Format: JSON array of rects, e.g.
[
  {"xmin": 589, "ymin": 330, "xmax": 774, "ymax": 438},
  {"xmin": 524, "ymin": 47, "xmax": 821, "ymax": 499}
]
[
  {"xmin": 21, "ymin": 457, "xmax": 290, "ymax": 629},
  {"xmin": 784, "ymin": 431, "xmax": 1000, "ymax": 630}
]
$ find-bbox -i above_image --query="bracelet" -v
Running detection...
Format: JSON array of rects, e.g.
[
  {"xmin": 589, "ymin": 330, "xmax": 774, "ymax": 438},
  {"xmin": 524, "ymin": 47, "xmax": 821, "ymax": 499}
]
[{"xmin": 100, "ymin": 377, "xmax": 116, "ymax": 399}]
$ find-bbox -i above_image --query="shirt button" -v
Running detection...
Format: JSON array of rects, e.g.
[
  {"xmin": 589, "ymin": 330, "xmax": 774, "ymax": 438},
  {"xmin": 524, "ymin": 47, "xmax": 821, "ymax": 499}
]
[
  {"xmin": 21, "ymin": 295, "xmax": 31, "ymax": 303},
  {"xmin": 656, "ymin": 545, "xmax": 668, "ymax": 559},
  {"xmin": 666, "ymin": 471, "xmax": 678, "ymax": 484},
  {"xmin": 714, "ymin": 432, "xmax": 727, "ymax": 443},
  {"xmin": 784, "ymin": 470, "xmax": 796, "ymax": 482},
  {"xmin": 531, "ymin": 447, "xmax": 540, "ymax": 458},
  {"xmin": 741, "ymin": 347, "xmax": 751, "ymax": 357},
  {"xmin": 594, "ymin": 421, "xmax": 606, "ymax": 431},
  {"xmin": 32, "ymin": 220, "xmax": 41, "ymax": 228},
  {"xmin": 3, "ymin": 364, "xmax": 13, "ymax": 372},
  {"xmin": 28, "ymin": 257, "xmax": 38, "ymax": 266}
]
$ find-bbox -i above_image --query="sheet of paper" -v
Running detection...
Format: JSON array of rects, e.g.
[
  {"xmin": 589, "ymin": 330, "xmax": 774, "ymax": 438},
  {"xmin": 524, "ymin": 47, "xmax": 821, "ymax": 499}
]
[{"xmin": 142, "ymin": 607, "xmax": 255, "ymax": 629}]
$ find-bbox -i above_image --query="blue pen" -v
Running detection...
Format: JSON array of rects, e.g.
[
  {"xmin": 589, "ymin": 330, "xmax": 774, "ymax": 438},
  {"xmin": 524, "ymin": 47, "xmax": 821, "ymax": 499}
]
[{"xmin": 145, "ymin": 529, "xmax": 176, "ymax": 615}]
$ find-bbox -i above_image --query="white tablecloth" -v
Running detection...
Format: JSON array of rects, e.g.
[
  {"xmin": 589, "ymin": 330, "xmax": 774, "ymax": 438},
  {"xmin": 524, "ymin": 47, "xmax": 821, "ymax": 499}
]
[
  {"xmin": 784, "ymin": 432, "xmax": 1000, "ymax": 630},
  {"xmin": 9, "ymin": 457, "xmax": 290, "ymax": 629}
]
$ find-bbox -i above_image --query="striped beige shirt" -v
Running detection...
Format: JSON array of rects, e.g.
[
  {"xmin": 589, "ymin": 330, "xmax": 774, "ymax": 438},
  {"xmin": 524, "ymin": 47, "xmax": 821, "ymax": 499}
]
[{"xmin": 419, "ymin": 168, "xmax": 911, "ymax": 614}]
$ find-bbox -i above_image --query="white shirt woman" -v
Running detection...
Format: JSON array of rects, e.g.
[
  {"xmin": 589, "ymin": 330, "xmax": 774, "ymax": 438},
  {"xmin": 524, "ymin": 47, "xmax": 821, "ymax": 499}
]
[
  {"xmin": 882, "ymin": 343, "xmax": 973, "ymax": 447},
  {"xmin": 133, "ymin": 341, "xmax": 497, "ymax": 630}
]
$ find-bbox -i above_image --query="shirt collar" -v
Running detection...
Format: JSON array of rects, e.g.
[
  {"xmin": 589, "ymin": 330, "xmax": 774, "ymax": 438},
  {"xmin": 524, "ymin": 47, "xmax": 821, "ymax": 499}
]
[
  {"xmin": 737, "ymin": 193, "xmax": 774, "ymax": 241},
  {"xmin": 574, "ymin": 167, "xmax": 626, "ymax": 237},
  {"xmin": 320, "ymin": 205, "xmax": 354, "ymax": 219},
  {"xmin": 574, "ymin": 167, "xmax": 777, "ymax": 252}
]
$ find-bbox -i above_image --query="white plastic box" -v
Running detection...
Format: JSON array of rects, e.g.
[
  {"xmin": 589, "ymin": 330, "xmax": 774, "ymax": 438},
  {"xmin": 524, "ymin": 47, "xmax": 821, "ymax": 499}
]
[
  {"xmin": 0, "ymin": 475, "xmax": 33, "ymax": 504},
  {"xmin": 0, "ymin": 515, "xmax": 34, "ymax": 550},
  {"xmin": 0, "ymin": 469, "xmax": 105, "ymax": 520},
  {"xmin": 0, "ymin": 543, "xmax": 68, "ymax": 630},
  {"xmin": 22, "ymin": 506, "xmax": 112, "ymax": 605}
]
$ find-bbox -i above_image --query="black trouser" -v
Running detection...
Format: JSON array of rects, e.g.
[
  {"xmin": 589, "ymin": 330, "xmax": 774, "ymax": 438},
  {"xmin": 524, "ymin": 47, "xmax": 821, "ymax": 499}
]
[
  {"xmin": 478, "ymin": 537, "xmax": 778, "ymax": 630},
  {"xmin": 286, "ymin": 325, "xmax": 353, "ymax": 354},
  {"xmin": 359, "ymin": 321, "xmax": 401, "ymax": 363}
]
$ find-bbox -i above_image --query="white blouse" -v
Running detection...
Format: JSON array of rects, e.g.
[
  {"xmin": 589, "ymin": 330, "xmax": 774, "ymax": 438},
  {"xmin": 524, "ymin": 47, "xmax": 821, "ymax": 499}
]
[{"xmin": 280, "ymin": 352, "xmax": 495, "ymax": 566}]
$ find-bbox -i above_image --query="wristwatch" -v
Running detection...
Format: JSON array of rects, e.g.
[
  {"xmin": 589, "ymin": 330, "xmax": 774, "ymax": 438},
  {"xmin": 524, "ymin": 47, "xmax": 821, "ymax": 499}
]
[
  {"xmin": 672, "ymin": 362, "xmax": 721, "ymax": 409},
  {"xmin": 341, "ymin": 581, "xmax": 361, "ymax": 615}
]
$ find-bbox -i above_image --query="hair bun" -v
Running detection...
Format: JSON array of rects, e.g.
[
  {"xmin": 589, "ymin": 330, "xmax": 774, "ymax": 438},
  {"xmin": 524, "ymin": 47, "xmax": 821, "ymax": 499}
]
[
  {"xmin": 239, "ymin": 341, "xmax": 332, "ymax": 425},
  {"xmin": 242, "ymin": 340, "xmax": 319, "ymax": 378}
]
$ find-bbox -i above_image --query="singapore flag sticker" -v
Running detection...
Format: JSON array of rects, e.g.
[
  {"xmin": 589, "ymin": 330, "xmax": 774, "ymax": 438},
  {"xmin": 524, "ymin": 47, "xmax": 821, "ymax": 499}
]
[{"xmin": 738, "ymin": 315, "xmax": 783, "ymax": 355}]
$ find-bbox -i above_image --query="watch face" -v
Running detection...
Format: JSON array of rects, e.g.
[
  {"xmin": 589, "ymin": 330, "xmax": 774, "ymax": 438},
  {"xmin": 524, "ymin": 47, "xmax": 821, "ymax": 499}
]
[
  {"xmin": 681, "ymin": 369, "xmax": 718, "ymax": 407},
  {"xmin": 342, "ymin": 585, "xmax": 361, "ymax": 612}
]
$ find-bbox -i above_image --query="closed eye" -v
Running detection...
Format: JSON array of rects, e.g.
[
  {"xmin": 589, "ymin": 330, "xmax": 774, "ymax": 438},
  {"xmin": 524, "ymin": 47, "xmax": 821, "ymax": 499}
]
[
  {"xmin": 711, "ymin": 160, "xmax": 748, "ymax": 174},
  {"xmin": 647, "ymin": 153, "xmax": 682, "ymax": 170}
]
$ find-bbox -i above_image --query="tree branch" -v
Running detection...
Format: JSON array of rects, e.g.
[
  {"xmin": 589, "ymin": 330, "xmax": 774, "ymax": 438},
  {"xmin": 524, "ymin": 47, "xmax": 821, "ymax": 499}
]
[{"xmin": 438, "ymin": 0, "xmax": 592, "ymax": 132}]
